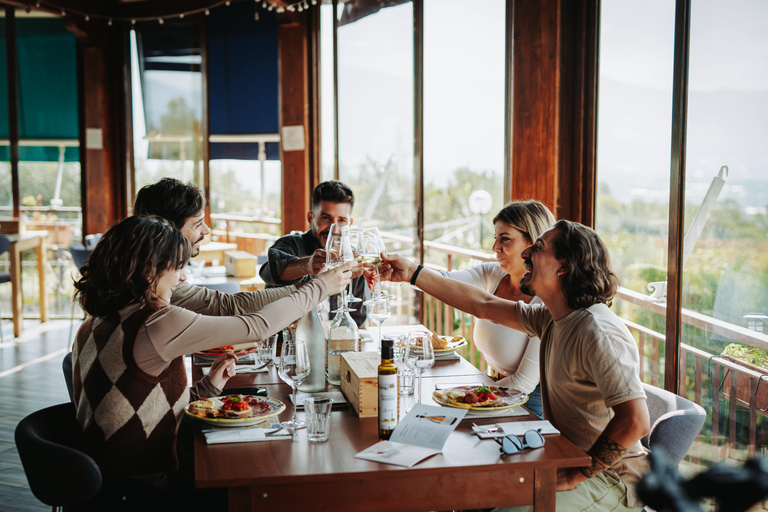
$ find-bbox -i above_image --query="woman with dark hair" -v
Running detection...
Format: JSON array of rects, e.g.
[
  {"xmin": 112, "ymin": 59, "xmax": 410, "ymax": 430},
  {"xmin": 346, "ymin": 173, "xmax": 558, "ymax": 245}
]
[
  {"xmin": 72, "ymin": 215, "xmax": 351, "ymax": 507},
  {"xmin": 439, "ymin": 200, "xmax": 554, "ymax": 418}
]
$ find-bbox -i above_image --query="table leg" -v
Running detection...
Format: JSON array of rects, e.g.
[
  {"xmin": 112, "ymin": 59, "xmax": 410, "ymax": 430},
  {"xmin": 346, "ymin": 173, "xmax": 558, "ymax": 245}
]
[
  {"xmin": 533, "ymin": 468, "xmax": 557, "ymax": 512},
  {"xmin": 36, "ymin": 237, "xmax": 47, "ymax": 324},
  {"xmin": 10, "ymin": 244, "xmax": 22, "ymax": 337}
]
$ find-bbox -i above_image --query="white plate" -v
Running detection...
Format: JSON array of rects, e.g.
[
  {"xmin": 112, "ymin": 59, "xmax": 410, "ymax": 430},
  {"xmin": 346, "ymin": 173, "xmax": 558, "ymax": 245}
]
[
  {"xmin": 432, "ymin": 385, "xmax": 528, "ymax": 411},
  {"xmin": 184, "ymin": 396, "xmax": 286, "ymax": 428}
]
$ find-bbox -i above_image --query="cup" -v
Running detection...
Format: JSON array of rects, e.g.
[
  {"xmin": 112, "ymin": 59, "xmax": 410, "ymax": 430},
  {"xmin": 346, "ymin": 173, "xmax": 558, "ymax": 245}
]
[
  {"xmin": 398, "ymin": 365, "xmax": 414, "ymax": 395},
  {"xmin": 304, "ymin": 397, "xmax": 333, "ymax": 442},
  {"xmin": 258, "ymin": 334, "xmax": 277, "ymax": 364}
]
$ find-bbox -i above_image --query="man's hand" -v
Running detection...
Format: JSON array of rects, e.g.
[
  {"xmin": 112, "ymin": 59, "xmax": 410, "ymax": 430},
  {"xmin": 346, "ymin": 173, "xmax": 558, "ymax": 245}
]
[
  {"xmin": 307, "ymin": 248, "xmax": 327, "ymax": 276},
  {"xmin": 557, "ymin": 467, "xmax": 586, "ymax": 492},
  {"xmin": 379, "ymin": 253, "xmax": 419, "ymax": 283},
  {"xmin": 316, "ymin": 262, "xmax": 354, "ymax": 295},
  {"xmin": 207, "ymin": 353, "xmax": 237, "ymax": 389}
]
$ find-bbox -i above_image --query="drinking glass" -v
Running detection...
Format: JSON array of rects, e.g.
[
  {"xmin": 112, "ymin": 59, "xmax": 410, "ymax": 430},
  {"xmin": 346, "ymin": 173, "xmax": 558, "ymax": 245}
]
[
  {"xmin": 326, "ymin": 224, "xmax": 355, "ymax": 313},
  {"xmin": 404, "ymin": 332, "xmax": 434, "ymax": 404},
  {"xmin": 346, "ymin": 228, "xmax": 363, "ymax": 305},
  {"xmin": 358, "ymin": 227, "xmax": 387, "ymax": 299},
  {"xmin": 278, "ymin": 339, "xmax": 310, "ymax": 429},
  {"xmin": 365, "ymin": 296, "xmax": 391, "ymax": 352}
]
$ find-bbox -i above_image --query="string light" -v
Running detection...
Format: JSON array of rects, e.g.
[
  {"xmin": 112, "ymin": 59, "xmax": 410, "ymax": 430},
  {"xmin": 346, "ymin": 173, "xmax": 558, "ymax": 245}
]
[
  {"xmin": 179, "ymin": 13, "xmax": 185, "ymax": 19},
  {"xmin": 205, "ymin": 8, "xmax": 210, "ymax": 15},
  {"xmin": 158, "ymin": 17, "xmax": 164, "ymax": 24},
  {"xmin": 254, "ymin": 11, "xmax": 260, "ymax": 21},
  {"xmin": 84, "ymin": 14, "xmax": 89, "ymax": 21},
  {"xmin": 108, "ymin": 18, "xmax": 112, "ymax": 26}
]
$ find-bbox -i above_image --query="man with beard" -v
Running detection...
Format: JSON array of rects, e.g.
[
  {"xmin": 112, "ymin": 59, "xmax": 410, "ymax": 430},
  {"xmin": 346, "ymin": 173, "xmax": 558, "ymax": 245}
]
[
  {"xmin": 379, "ymin": 220, "xmax": 650, "ymax": 512},
  {"xmin": 133, "ymin": 177, "xmax": 296, "ymax": 314},
  {"xmin": 260, "ymin": 180, "xmax": 368, "ymax": 326}
]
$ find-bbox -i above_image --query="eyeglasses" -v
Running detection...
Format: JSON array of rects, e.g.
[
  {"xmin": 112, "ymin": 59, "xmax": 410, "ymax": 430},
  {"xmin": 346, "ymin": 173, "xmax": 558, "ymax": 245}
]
[{"xmin": 493, "ymin": 429, "xmax": 545, "ymax": 455}]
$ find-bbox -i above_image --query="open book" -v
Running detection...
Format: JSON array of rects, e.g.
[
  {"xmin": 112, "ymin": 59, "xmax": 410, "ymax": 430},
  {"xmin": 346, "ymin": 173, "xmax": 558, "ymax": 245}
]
[{"xmin": 355, "ymin": 404, "xmax": 467, "ymax": 468}]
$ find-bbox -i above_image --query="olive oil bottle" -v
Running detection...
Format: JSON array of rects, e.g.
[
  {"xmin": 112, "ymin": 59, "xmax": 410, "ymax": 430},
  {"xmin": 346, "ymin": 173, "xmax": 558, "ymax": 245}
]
[{"xmin": 378, "ymin": 338, "xmax": 398, "ymax": 440}]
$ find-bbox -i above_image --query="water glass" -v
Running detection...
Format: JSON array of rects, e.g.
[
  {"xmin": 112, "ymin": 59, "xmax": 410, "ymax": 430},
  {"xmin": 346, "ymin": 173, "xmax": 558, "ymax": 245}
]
[
  {"xmin": 258, "ymin": 334, "xmax": 277, "ymax": 364},
  {"xmin": 398, "ymin": 365, "xmax": 415, "ymax": 395},
  {"xmin": 303, "ymin": 397, "xmax": 333, "ymax": 442}
]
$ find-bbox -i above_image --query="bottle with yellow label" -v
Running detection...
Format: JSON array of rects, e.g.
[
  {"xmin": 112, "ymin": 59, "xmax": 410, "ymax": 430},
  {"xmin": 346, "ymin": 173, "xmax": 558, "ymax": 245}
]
[{"xmin": 378, "ymin": 338, "xmax": 398, "ymax": 440}]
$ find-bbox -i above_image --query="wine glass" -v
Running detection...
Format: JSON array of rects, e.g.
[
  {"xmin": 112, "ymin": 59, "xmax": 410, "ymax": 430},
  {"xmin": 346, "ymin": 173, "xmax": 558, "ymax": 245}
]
[
  {"xmin": 326, "ymin": 224, "xmax": 355, "ymax": 312},
  {"xmin": 346, "ymin": 228, "xmax": 363, "ymax": 305},
  {"xmin": 358, "ymin": 227, "xmax": 386, "ymax": 299},
  {"xmin": 404, "ymin": 331, "xmax": 434, "ymax": 404},
  {"xmin": 278, "ymin": 339, "xmax": 310, "ymax": 429},
  {"xmin": 365, "ymin": 296, "xmax": 391, "ymax": 352}
]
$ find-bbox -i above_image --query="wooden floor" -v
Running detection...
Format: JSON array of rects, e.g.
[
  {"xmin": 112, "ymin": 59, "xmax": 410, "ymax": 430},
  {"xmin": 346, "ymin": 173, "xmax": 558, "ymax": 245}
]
[{"xmin": 0, "ymin": 318, "xmax": 76, "ymax": 512}]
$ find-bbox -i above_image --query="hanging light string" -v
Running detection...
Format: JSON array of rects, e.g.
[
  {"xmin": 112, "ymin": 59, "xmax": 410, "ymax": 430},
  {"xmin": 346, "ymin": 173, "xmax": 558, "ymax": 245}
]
[{"xmin": 22, "ymin": 0, "xmax": 321, "ymax": 24}]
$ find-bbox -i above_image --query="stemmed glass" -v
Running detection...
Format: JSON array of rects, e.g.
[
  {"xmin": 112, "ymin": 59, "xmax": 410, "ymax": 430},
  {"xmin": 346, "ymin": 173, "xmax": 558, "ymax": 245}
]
[
  {"xmin": 365, "ymin": 295, "xmax": 391, "ymax": 352},
  {"xmin": 345, "ymin": 228, "xmax": 363, "ymax": 306},
  {"xmin": 358, "ymin": 227, "xmax": 387, "ymax": 299},
  {"xmin": 326, "ymin": 224, "xmax": 355, "ymax": 312},
  {"xmin": 278, "ymin": 339, "xmax": 310, "ymax": 429},
  {"xmin": 404, "ymin": 331, "xmax": 434, "ymax": 404}
]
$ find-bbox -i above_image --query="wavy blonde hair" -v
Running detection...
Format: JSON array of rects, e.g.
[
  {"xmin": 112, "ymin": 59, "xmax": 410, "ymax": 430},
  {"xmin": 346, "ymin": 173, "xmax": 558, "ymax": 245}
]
[{"xmin": 492, "ymin": 200, "xmax": 556, "ymax": 243}]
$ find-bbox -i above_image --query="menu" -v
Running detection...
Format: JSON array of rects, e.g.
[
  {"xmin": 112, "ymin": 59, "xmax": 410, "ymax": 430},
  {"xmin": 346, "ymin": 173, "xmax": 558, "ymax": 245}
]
[{"xmin": 355, "ymin": 404, "xmax": 467, "ymax": 468}]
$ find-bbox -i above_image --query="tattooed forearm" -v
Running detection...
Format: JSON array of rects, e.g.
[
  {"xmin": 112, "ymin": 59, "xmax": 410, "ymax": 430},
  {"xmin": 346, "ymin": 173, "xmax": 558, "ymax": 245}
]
[{"xmin": 578, "ymin": 432, "xmax": 629, "ymax": 479}]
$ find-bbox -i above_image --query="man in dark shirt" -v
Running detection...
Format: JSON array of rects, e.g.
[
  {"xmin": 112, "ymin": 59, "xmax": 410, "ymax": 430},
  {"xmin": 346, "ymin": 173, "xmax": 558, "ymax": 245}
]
[{"xmin": 260, "ymin": 180, "xmax": 368, "ymax": 326}]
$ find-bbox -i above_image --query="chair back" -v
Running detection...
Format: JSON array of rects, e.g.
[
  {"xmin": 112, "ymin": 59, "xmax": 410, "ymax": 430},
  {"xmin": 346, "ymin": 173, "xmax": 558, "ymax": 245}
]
[
  {"xmin": 15, "ymin": 403, "xmax": 102, "ymax": 507},
  {"xmin": 642, "ymin": 383, "xmax": 707, "ymax": 465},
  {"xmin": 69, "ymin": 244, "xmax": 94, "ymax": 271},
  {"xmin": 0, "ymin": 235, "xmax": 9, "ymax": 256},
  {"xmin": 200, "ymin": 281, "xmax": 240, "ymax": 294}
]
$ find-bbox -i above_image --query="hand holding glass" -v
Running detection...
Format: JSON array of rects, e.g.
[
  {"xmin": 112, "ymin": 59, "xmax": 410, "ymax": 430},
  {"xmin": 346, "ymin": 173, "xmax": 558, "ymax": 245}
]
[
  {"xmin": 326, "ymin": 224, "xmax": 355, "ymax": 312},
  {"xmin": 278, "ymin": 339, "xmax": 310, "ymax": 429},
  {"xmin": 358, "ymin": 227, "xmax": 386, "ymax": 298}
]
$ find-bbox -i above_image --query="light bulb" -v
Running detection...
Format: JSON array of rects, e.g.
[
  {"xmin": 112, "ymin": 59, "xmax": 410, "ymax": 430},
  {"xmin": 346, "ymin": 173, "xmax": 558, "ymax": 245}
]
[
  {"xmin": 254, "ymin": 12, "xmax": 260, "ymax": 21},
  {"xmin": 158, "ymin": 17, "xmax": 164, "ymax": 24},
  {"xmin": 205, "ymin": 8, "xmax": 210, "ymax": 15},
  {"xmin": 108, "ymin": 18, "xmax": 113, "ymax": 26},
  {"xmin": 85, "ymin": 14, "xmax": 89, "ymax": 21},
  {"xmin": 180, "ymin": 13, "xmax": 185, "ymax": 18}
]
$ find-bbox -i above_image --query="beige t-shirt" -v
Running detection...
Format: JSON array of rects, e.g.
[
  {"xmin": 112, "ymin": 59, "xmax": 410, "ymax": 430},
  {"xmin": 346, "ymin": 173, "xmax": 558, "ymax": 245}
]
[
  {"xmin": 170, "ymin": 280, "xmax": 296, "ymax": 316},
  {"xmin": 515, "ymin": 301, "xmax": 649, "ymax": 507},
  {"xmin": 134, "ymin": 279, "xmax": 327, "ymax": 376}
]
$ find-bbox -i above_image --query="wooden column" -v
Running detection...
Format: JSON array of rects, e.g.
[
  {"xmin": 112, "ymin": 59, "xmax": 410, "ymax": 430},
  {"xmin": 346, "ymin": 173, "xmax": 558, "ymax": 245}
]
[
  {"xmin": 73, "ymin": 21, "xmax": 130, "ymax": 237},
  {"xmin": 511, "ymin": 0, "xmax": 598, "ymax": 225},
  {"xmin": 278, "ymin": 13, "xmax": 311, "ymax": 233}
]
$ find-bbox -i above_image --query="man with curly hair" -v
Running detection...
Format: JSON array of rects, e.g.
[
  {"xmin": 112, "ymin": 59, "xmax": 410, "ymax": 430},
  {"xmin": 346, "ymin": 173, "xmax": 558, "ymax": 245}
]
[{"xmin": 380, "ymin": 219, "xmax": 650, "ymax": 512}]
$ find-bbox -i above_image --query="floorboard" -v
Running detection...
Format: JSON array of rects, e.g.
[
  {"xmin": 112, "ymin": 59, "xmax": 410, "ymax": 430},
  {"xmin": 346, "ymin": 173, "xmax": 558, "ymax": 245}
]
[{"xmin": 0, "ymin": 318, "xmax": 77, "ymax": 511}]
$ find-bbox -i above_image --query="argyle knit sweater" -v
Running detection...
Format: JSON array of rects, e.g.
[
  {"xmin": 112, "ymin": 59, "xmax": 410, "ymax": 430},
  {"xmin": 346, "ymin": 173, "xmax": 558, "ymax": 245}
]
[{"xmin": 72, "ymin": 303, "xmax": 190, "ymax": 478}]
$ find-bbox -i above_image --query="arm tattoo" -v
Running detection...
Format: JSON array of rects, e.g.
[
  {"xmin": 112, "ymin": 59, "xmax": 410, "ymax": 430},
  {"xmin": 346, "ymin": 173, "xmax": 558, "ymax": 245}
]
[{"xmin": 579, "ymin": 432, "xmax": 629, "ymax": 479}]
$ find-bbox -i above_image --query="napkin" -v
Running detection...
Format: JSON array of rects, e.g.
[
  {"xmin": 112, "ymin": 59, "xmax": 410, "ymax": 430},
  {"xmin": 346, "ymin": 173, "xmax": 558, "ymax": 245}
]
[
  {"xmin": 203, "ymin": 425, "xmax": 292, "ymax": 444},
  {"xmin": 435, "ymin": 352, "xmax": 460, "ymax": 361},
  {"xmin": 462, "ymin": 406, "xmax": 529, "ymax": 420},
  {"xmin": 290, "ymin": 390, "xmax": 348, "ymax": 409},
  {"xmin": 472, "ymin": 419, "xmax": 559, "ymax": 439}
]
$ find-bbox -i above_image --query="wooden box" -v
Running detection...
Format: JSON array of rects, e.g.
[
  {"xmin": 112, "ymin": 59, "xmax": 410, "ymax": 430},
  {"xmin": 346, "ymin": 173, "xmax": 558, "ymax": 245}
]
[
  {"xmin": 225, "ymin": 251, "xmax": 258, "ymax": 277},
  {"xmin": 0, "ymin": 217, "xmax": 25, "ymax": 235},
  {"xmin": 340, "ymin": 352, "xmax": 381, "ymax": 418}
]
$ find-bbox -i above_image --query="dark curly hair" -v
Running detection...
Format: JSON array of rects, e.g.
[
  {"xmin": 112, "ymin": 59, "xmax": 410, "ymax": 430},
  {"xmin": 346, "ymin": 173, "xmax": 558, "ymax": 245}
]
[
  {"xmin": 550, "ymin": 220, "xmax": 619, "ymax": 309},
  {"xmin": 133, "ymin": 177, "xmax": 205, "ymax": 230},
  {"xmin": 311, "ymin": 180, "xmax": 354, "ymax": 212},
  {"xmin": 74, "ymin": 216, "xmax": 191, "ymax": 317}
]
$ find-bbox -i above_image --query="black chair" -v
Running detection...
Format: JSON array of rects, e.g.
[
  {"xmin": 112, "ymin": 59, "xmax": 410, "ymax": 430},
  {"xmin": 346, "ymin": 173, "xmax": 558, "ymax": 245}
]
[
  {"xmin": 15, "ymin": 403, "xmax": 102, "ymax": 512},
  {"xmin": 63, "ymin": 351, "xmax": 74, "ymax": 403},
  {"xmin": 0, "ymin": 236, "xmax": 11, "ymax": 343}
]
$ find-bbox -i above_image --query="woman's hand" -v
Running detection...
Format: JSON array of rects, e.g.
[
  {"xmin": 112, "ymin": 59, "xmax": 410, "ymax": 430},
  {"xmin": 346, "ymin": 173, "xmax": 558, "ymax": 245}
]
[
  {"xmin": 316, "ymin": 262, "xmax": 354, "ymax": 295},
  {"xmin": 379, "ymin": 253, "xmax": 419, "ymax": 283},
  {"xmin": 208, "ymin": 353, "xmax": 237, "ymax": 389}
]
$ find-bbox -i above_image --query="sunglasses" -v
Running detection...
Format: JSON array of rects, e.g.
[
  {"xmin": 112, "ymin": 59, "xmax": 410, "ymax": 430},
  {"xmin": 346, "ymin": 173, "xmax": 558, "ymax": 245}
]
[{"xmin": 493, "ymin": 429, "xmax": 545, "ymax": 455}]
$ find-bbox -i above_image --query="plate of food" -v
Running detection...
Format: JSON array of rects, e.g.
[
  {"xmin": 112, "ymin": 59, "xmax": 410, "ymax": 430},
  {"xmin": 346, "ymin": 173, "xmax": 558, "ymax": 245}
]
[
  {"xmin": 184, "ymin": 394, "xmax": 286, "ymax": 427},
  {"xmin": 194, "ymin": 344, "xmax": 259, "ymax": 358},
  {"xmin": 429, "ymin": 333, "xmax": 468, "ymax": 353},
  {"xmin": 432, "ymin": 385, "xmax": 528, "ymax": 410}
]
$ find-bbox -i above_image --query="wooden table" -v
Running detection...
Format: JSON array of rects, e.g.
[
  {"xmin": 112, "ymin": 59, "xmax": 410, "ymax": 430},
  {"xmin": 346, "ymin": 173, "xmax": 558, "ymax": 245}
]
[
  {"xmin": 192, "ymin": 342, "xmax": 589, "ymax": 511},
  {"xmin": 187, "ymin": 265, "xmax": 265, "ymax": 292},
  {"xmin": 5, "ymin": 231, "xmax": 48, "ymax": 337},
  {"xmin": 192, "ymin": 242, "xmax": 238, "ymax": 265}
]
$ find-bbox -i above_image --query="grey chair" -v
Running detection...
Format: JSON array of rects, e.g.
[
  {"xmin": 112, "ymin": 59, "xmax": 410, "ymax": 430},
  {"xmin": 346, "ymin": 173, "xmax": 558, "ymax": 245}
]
[
  {"xmin": 0, "ymin": 236, "xmax": 11, "ymax": 342},
  {"xmin": 642, "ymin": 383, "xmax": 707, "ymax": 465}
]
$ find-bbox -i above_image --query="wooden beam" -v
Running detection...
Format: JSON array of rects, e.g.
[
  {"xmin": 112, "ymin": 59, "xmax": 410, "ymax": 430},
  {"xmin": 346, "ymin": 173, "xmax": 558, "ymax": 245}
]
[
  {"xmin": 4, "ymin": 8, "xmax": 20, "ymax": 218},
  {"xmin": 278, "ymin": 13, "xmax": 311, "ymax": 233}
]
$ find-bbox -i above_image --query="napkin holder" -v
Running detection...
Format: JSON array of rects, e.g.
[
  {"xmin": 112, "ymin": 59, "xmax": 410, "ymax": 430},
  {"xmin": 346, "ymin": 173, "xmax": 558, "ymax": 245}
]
[{"xmin": 340, "ymin": 351, "xmax": 380, "ymax": 418}]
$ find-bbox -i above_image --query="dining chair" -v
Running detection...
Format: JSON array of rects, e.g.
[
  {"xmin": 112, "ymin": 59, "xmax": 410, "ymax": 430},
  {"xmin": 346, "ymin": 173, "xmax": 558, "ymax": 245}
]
[
  {"xmin": 641, "ymin": 383, "xmax": 707, "ymax": 466},
  {"xmin": 0, "ymin": 236, "xmax": 11, "ymax": 342},
  {"xmin": 68, "ymin": 244, "xmax": 94, "ymax": 342},
  {"xmin": 15, "ymin": 402, "xmax": 102, "ymax": 512}
]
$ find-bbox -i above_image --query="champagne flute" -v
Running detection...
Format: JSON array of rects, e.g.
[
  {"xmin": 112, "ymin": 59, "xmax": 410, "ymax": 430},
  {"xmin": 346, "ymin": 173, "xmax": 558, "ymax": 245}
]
[
  {"xmin": 326, "ymin": 224, "xmax": 355, "ymax": 312},
  {"xmin": 346, "ymin": 228, "xmax": 363, "ymax": 305},
  {"xmin": 359, "ymin": 227, "xmax": 386, "ymax": 299},
  {"xmin": 404, "ymin": 331, "xmax": 434, "ymax": 404},
  {"xmin": 278, "ymin": 339, "xmax": 310, "ymax": 429},
  {"xmin": 365, "ymin": 296, "xmax": 391, "ymax": 352}
]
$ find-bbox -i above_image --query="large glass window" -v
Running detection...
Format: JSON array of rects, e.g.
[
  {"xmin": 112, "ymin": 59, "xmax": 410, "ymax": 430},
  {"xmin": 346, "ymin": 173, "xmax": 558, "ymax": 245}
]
[
  {"xmin": 682, "ymin": 0, "xmax": 768, "ymax": 464},
  {"xmin": 595, "ymin": 0, "xmax": 675, "ymax": 387},
  {"xmin": 131, "ymin": 20, "xmax": 203, "ymax": 193},
  {"xmin": 320, "ymin": 2, "xmax": 335, "ymax": 183},
  {"xmin": 337, "ymin": 1, "xmax": 415, "ymax": 323}
]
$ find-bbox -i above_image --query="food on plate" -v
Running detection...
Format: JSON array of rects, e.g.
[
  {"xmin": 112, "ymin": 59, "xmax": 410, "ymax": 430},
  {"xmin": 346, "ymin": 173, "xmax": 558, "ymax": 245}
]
[
  {"xmin": 430, "ymin": 332, "xmax": 450, "ymax": 349},
  {"xmin": 432, "ymin": 385, "xmax": 517, "ymax": 408},
  {"xmin": 212, "ymin": 345, "xmax": 235, "ymax": 353},
  {"xmin": 221, "ymin": 395, "xmax": 253, "ymax": 419},
  {"xmin": 188, "ymin": 399, "xmax": 215, "ymax": 416}
]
